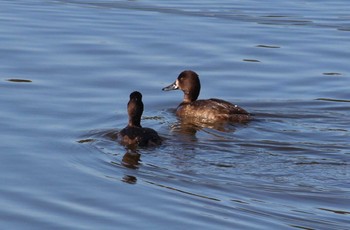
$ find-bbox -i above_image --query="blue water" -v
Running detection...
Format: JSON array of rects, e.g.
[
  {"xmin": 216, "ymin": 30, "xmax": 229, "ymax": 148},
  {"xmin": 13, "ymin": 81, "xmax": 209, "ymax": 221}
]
[{"xmin": 1, "ymin": 0, "xmax": 349, "ymax": 229}]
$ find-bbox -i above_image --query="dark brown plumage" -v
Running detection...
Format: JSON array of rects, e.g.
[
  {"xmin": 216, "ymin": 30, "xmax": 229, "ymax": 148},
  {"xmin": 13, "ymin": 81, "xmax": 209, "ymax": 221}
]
[
  {"xmin": 162, "ymin": 70, "xmax": 250, "ymax": 123},
  {"xmin": 119, "ymin": 91, "xmax": 162, "ymax": 147}
]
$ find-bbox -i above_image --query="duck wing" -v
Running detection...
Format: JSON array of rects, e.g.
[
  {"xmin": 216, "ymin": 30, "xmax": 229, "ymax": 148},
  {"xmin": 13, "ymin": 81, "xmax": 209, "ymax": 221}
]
[{"xmin": 207, "ymin": 98, "xmax": 249, "ymax": 115}]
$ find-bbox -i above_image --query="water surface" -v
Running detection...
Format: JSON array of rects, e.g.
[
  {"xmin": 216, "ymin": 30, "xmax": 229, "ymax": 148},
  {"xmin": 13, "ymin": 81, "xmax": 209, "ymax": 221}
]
[{"xmin": 1, "ymin": 0, "xmax": 349, "ymax": 229}]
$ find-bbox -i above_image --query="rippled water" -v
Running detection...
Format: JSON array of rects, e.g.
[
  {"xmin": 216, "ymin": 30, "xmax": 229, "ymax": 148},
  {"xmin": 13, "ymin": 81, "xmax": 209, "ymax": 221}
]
[{"xmin": 1, "ymin": 0, "xmax": 349, "ymax": 229}]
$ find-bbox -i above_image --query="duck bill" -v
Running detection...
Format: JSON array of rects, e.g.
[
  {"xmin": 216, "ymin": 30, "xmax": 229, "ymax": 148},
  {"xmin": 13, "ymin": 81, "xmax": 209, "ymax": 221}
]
[{"xmin": 162, "ymin": 81, "xmax": 178, "ymax": 91}]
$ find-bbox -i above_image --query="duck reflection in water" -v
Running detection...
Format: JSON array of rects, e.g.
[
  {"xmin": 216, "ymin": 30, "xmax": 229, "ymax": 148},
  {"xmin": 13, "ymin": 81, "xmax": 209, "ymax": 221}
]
[
  {"xmin": 122, "ymin": 174, "xmax": 137, "ymax": 184},
  {"xmin": 122, "ymin": 149, "xmax": 141, "ymax": 169},
  {"xmin": 172, "ymin": 117, "xmax": 239, "ymax": 135},
  {"xmin": 120, "ymin": 147, "xmax": 141, "ymax": 184}
]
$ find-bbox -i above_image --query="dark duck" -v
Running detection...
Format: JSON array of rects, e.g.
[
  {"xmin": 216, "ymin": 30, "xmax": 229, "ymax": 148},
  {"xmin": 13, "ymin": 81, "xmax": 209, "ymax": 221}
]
[
  {"xmin": 162, "ymin": 70, "xmax": 250, "ymax": 123},
  {"xmin": 119, "ymin": 91, "xmax": 162, "ymax": 147}
]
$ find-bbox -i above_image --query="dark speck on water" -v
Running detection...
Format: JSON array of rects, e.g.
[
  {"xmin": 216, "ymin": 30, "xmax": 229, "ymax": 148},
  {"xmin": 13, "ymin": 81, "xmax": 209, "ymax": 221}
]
[
  {"xmin": 1, "ymin": 0, "xmax": 349, "ymax": 229},
  {"xmin": 323, "ymin": 72, "xmax": 342, "ymax": 76},
  {"xmin": 243, "ymin": 59, "xmax": 261, "ymax": 62},
  {"xmin": 6, "ymin": 78, "xmax": 32, "ymax": 83},
  {"xmin": 256, "ymin": 44, "xmax": 281, "ymax": 48}
]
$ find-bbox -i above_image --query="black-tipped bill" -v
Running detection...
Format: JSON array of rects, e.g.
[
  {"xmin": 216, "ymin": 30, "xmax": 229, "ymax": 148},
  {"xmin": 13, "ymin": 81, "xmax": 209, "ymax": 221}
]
[{"xmin": 162, "ymin": 81, "xmax": 178, "ymax": 91}]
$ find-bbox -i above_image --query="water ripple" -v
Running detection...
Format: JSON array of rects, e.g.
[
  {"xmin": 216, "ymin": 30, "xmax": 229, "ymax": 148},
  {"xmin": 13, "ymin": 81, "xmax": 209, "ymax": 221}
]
[{"xmin": 56, "ymin": 0, "xmax": 350, "ymax": 31}]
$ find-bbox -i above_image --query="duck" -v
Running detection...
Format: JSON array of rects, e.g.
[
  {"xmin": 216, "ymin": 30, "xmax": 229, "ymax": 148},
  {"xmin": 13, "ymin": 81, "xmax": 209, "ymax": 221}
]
[
  {"xmin": 119, "ymin": 91, "xmax": 162, "ymax": 147},
  {"xmin": 162, "ymin": 70, "xmax": 250, "ymax": 123}
]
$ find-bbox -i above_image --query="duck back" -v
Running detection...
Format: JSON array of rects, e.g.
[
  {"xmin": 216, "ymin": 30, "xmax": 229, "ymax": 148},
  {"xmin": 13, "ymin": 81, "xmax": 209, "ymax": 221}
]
[
  {"xmin": 176, "ymin": 98, "xmax": 250, "ymax": 123},
  {"xmin": 119, "ymin": 126, "xmax": 162, "ymax": 147}
]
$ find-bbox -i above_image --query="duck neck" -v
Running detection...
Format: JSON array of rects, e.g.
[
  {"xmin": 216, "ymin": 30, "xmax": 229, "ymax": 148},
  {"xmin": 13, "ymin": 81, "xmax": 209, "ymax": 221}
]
[
  {"xmin": 127, "ymin": 99, "xmax": 143, "ymax": 128},
  {"xmin": 183, "ymin": 88, "xmax": 199, "ymax": 103},
  {"xmin": 128, "ymin": 116, "xmax": 141, "ymax": 128}
]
